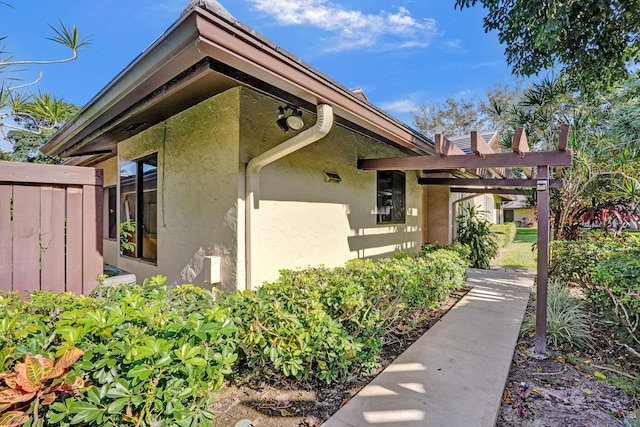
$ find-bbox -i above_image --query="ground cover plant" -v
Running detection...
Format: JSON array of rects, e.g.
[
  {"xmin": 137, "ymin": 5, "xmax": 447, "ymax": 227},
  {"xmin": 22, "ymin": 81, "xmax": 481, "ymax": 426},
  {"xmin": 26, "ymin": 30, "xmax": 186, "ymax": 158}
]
[{"xmin": 0, "ymin": 247, "xmax": 467, "ymax": 426}]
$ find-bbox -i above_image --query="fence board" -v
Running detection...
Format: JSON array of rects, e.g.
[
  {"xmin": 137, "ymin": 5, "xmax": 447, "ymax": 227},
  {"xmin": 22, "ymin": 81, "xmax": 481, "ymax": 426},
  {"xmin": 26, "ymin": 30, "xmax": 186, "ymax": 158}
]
[
  {"xmin": 66, "ymin": 187, "xmax": 84, "ymax": 294},
  {"xmin": 0, "ymin": 161, "xmax": 102, "ymax": 186},
  {"xmin": 13, "ymin": 186, "xmax": 41, "ymax": 294},
  {"xmin": 0, "ymin": 163, "xmax": 103, "ymax": 296},
  {"xmin": 41, "ymin": 186, "xmax": 66, "ymax": 293},
  {"xmin": 82, "ymin": 185, "xmax": 103, "ymax": 293},
  {"xmin": 0, "ymin": 185, "xmax": 12, "ymax": 290}
]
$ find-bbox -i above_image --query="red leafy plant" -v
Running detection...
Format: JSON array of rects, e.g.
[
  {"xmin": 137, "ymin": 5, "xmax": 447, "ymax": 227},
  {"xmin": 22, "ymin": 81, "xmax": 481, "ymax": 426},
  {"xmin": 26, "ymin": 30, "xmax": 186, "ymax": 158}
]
[{"xmin": 0, "ymin": 348, "xmax": 84, "ymax": 427}]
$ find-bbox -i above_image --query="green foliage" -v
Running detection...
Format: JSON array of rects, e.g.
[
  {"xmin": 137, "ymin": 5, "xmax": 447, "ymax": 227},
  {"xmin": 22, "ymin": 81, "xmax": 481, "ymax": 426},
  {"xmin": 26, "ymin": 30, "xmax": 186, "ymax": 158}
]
[
  {"xmin": 1, "ymin": 5, "xmax": 89, "ymax": 139},
  {"xmin": 232, "ymin": 248, "xmax": 467, "ymax": 383},
  {"xmin": 5, "ymin": 97, "xmax": 79, "ymax": 163},
  {"xmin": 456, "ymin": 204, "xmax": 498, "ymax": 269},
  {"xmin": 0, "ymin": 283, "xmax": 236, "ymax": 426},
  {"xmin": 550, "ymin": 238, "xmax": 640, "ymax": 349},
  {"xmin": 489, "ymin": 222, "xmax": 517, "ymax": 248},
  {"xmin": 0, "ymin": 249, "xmax": 468, "ymax": 424},
  {"xmin": 523, "ymin": 281, "xmax": 592, "ymax": 349},
  {"xmin": 455, "ymin": 0, "xmax": 640, "ymax": 93},
  {"xmin": 119, "ymin": 220, "xmax": 136, "ymax": 255},
  {"xmin": 0, "ymin": 349, "xmax": 85, "ymax": 427}
]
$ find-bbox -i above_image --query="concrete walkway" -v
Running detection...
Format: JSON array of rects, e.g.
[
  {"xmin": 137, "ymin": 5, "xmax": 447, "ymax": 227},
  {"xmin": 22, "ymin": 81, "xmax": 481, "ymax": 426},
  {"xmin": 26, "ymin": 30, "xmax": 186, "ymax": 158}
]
[{"xmin": 322, "ymin": 268, "xmax": 534, "ymax": 427}]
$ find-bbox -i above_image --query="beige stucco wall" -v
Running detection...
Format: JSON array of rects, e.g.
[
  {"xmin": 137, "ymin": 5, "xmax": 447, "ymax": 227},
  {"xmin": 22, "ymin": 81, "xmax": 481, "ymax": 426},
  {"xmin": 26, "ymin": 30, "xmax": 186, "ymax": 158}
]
[
  {"xmin": 464, "ymin": 194, "xmax": 502, "ymax": 224},
  {"xmin": 106, "ymin": 88, "xmax": 241, "ymax": 289},
  {"xmin": 102, "ymin": 86, "xmax": 424, "ymax": 290},
  {"xmin": 238, "ymin": 89, "xmax": 422, "ymax": 287},
  {"xmin": 513, "ymin": 208, "xmax": 536, "ymax": 226},
  {"xmin": 426, "ymin": 186, "xmax": 451, "ymax": 244},
  {"xmin": 95, "ymin": 157, "xmax": 119, "ymax": 265}
]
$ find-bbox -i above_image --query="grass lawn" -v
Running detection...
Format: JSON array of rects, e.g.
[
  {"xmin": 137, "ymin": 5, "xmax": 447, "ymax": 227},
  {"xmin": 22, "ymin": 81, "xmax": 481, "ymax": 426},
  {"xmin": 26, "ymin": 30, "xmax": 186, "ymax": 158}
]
[{"xmin": 494, "ymin": 227, "xmax": 537, "ymax": 270}]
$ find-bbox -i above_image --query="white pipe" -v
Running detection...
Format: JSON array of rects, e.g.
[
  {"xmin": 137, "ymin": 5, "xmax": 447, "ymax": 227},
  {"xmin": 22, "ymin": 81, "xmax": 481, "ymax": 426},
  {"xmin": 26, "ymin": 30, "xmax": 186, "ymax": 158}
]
[{"xmin": 245, "ymin": 104, "xmax": 334, "ymax": 289}]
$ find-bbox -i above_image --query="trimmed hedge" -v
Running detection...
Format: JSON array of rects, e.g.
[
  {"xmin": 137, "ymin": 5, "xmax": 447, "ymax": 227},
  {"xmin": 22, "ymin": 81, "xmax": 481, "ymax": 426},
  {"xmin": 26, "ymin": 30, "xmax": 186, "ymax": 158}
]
[
  {"xmin": 0, "ymin": 247, "xmax": 468, "ymax": 426},
  {"xmin": 489, "ymin": 222, "xmax": 517, "ymax": 248}
]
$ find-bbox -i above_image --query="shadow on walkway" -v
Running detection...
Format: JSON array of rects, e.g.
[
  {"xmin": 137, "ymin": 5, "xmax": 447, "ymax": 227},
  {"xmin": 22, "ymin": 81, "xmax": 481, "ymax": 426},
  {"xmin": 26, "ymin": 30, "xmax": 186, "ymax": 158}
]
[{"xmin": 322, "ymin": 268, "xmax": 534, "ymax": 427}]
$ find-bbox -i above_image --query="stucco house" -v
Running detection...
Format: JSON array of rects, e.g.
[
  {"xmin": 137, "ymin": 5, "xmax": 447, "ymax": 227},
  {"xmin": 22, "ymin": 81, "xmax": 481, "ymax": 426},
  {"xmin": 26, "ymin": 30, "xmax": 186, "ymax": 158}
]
[{"xmin": 44, "ymin": 0, "xmax": 444, "ymax": 291}]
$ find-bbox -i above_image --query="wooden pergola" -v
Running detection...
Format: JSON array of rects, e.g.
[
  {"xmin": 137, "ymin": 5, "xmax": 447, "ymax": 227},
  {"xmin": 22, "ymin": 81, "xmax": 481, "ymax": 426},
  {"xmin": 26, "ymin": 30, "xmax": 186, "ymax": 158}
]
[{"xmin": 359, "ymin": 125, "xmax": 573, "ymax": 354}]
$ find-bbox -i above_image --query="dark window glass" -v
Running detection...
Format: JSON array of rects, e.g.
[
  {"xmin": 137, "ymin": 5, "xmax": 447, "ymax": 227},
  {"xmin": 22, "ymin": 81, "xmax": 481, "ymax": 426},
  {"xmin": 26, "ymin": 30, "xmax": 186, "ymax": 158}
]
[
  {"xmin": 107, "ymin": 187, "xmax": 117, "ymax": 239},
  {"xmin": 120, "ymin": 153, "xmax": 157, "ymax": 261},
  {"xmin": 377, "ymin": 171, "xmax": 406, "ymax": 224}
]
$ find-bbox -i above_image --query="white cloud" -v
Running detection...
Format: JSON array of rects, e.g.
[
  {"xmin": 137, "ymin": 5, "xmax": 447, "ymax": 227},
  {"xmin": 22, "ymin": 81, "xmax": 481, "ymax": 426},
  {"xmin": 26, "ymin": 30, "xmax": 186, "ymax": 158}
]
[
  {"xmin": 245, "ymin": 0, "xmax": 437, "ymax": 52},
  {"xmin": 443, "ymin": 39, "xmax": 462, "ymax": 51},
  {"xmin": 471, "ymin": 61, "xmax": 500, "ymax": 69},
  {"xmin": 379, "ymin": 99, "xmax": 420, "ymax": 114}
]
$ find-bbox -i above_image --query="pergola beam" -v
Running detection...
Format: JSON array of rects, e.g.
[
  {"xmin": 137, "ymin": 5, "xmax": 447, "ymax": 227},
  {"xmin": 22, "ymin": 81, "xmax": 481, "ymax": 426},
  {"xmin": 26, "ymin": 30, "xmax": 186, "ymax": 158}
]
[
  {"xmin": 471, "ymin": 131, "xmax": 506, "ymax": 178},
  {"xmin": 436, "ymin": 134, "xmax": 466, "ymax": 157},
  {"xmin": 358, "ymin": 151, "xmax": 573, "ymax": 171},
  {"xmin": 418, "ymin": 177, "xmax": 564, "ymax": 188},
  {"xmin": 449, "ymin": 188, "xmax": 526, "ymax": 195}
]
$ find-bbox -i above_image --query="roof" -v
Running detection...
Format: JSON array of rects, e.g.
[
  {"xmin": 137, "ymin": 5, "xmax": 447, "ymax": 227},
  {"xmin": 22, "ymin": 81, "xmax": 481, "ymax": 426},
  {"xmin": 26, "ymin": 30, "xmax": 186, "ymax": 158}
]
[
  {"xmin": 43, "ymin": 0, "xmax": 435, "ymax": 164},
  {"xmin": 503, "ymin": 196, "xmax": 531, "ymax": 209},
  {"xmin": 449, "ymin": 131, "xmax": 498, "ymax": 154}
]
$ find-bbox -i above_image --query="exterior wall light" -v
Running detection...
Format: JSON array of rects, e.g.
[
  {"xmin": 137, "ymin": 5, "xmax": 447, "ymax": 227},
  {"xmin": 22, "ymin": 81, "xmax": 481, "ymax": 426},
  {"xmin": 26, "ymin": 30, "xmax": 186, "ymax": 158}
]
[
  {"xmin": 324, "ymin": 171, "xmax": 342, "ymax": 183},
  {"xmin": 277, "ymin": 105, "xmax": 304, "ymax": 131}
]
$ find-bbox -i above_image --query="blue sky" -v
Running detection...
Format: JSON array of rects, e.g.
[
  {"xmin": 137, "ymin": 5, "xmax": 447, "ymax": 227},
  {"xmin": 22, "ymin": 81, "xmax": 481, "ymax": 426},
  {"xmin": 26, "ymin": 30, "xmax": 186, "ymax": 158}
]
[{"xmin": 2, "ymin": 0, "xmax": 520, "ymax": 142}]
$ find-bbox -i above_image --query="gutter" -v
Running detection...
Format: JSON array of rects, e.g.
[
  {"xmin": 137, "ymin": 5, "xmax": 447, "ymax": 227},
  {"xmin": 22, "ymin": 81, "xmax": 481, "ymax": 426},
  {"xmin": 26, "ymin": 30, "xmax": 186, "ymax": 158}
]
[{"xmin": 245, "ymin": 104, "xmax": 334, "ymax": 289}]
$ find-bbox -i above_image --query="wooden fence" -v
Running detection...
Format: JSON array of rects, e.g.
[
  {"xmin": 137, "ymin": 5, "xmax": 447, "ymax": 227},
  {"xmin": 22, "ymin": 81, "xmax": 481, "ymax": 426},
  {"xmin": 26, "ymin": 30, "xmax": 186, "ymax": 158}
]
[{"xmin": 0, "ymin": 161, "xmax": 103, "ymax": 295}]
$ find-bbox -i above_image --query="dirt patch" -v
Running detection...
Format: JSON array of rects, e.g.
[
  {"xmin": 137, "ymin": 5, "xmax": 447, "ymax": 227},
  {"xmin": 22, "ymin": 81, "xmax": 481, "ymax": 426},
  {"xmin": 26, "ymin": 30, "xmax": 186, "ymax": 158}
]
[
  {"xmin": 211, "ymin": 288, "xmax": 470, "ymax": 427},
  {"xmin": 496, "ymin": 293, "xmax": 638, "ymax": 427}
]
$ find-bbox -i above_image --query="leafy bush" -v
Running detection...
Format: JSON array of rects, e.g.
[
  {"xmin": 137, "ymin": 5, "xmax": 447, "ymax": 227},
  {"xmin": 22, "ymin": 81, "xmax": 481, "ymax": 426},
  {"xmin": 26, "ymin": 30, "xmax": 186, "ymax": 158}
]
[
  {"xmin": 0, "ymin": 249, "xmax": 468, "ymax": 424},
  {"xmin": 550, "ymin": 238, "xmax": 640, "ymax": 349},
  {"xmin": 489, "ymin": 222, "xmax": 517, "ymax": 248},
  {"xmin": 243, "ymin": 248, "xmax": 468, "ymax": 382},
  {"xmin": 523, "ymin": 281, "xmax": 592, "ymax": 349},
  {"xmin": 0, "ymin": 276, "xmax": 238, "ymax": 427},
  {"xmin": 456, "ymin": 204, "xmax": 499, "ymax": 269}
]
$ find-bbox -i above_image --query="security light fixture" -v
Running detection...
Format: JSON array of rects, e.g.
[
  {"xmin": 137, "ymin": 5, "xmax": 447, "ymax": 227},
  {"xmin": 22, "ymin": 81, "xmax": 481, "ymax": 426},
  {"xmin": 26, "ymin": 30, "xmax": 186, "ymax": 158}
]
[
  {"xmin": 324, "ymin": 171, "xmax": 342, "ymax": 183},
  {"xmin": 277, "ymin": 105, "xmax": 304, "ymax": 132}
]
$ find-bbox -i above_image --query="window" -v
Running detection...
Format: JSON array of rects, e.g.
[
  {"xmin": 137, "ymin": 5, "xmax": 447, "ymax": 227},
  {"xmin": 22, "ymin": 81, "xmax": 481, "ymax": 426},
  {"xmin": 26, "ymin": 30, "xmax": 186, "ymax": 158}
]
[
  {"xmin": 377, "ymin": 171, "xmax": 406, "ymax": 224},
  {"xmin": 105, "ymin": 186, "xmax": 117, "ymax": 239},
  {"xmin": 120, "ymin": 153, "xmax": 158, "ymax": 261}
]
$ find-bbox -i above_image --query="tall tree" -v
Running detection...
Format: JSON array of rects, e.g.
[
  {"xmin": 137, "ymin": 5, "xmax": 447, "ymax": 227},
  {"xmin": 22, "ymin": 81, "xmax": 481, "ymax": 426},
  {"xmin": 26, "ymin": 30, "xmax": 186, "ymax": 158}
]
[
  {"xmin": 412, "ymin": 96, "xmax": 487, "ymax": 138},
  {"xmin": 412, "ymin": 82, "xmax": 524, "ymax": 140},
  {"xmin": 5, "ymin": 96, "xmax": 79, "ymax": 163},
  {"xmin": 0, "ymin": 3, "xmax": 90, "ymax": 141},
  {"xmin": 502, "ymin": 77, "xmax": 639, "ymax": 238},
  {"xmin": 455, "ymin": 0, "xmax": 640, "ymax": 93}
]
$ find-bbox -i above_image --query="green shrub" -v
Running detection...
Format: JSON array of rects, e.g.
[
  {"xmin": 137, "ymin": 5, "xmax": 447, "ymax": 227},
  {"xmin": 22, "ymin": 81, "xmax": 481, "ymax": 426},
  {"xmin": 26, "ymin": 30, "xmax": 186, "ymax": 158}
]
[
  {"xmin": 0, "ymin": 249, "xmax": 468, "ymax": 424},
  {"xmin": 550, "ymin": 239, "xmax": 640, "ymax": 349},
  {"xmin": 0, "ymin": 277, "xmax": 238, "ymax": 427},
  {"xmin": 523, "ymin": 281, "xmax": 592, "ymax": 349},
  {"xmin": 489, "ymin": 222, "xmax": 517, "ymax": 248},
  {"xmin": 456, "ymin": 204, "xmax": 499, "ymax": 269}
]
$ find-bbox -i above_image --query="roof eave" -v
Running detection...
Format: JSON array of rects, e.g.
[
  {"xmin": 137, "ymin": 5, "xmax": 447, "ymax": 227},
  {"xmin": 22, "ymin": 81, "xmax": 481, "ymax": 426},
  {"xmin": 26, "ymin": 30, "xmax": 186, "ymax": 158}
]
[{"xmin": 44, "ymin": 5, "xmax": 434, "ymax": 159}]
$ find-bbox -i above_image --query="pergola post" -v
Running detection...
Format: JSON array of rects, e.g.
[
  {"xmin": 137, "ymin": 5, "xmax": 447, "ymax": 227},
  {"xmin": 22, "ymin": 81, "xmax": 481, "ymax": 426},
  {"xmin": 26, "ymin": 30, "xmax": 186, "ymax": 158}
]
[{"xmin": 535, "ymin": 165, "xmax": 550, "ymax": 354}]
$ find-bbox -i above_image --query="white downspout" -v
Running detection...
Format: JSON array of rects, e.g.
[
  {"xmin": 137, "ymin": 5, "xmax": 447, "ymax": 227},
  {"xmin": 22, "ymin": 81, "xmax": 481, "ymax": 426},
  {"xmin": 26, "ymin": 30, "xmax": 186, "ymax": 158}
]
[{"xmin": 245, "ymin": 104, "xmax": 334, "ymax": 289}]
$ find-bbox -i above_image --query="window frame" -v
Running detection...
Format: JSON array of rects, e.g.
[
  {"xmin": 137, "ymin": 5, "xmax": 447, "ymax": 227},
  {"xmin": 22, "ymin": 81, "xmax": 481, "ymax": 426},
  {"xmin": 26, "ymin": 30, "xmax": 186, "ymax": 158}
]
[
  {"xmin": 120, "ymin": 153, "xmax": 158, "ymax": 262},
  {"xmin": 376, "ymin": 170, "xmax": 406, "ymax": 224},
  {"xmin": 105, "ymin": 186, "xmax": 117, "ymax": 240}
]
